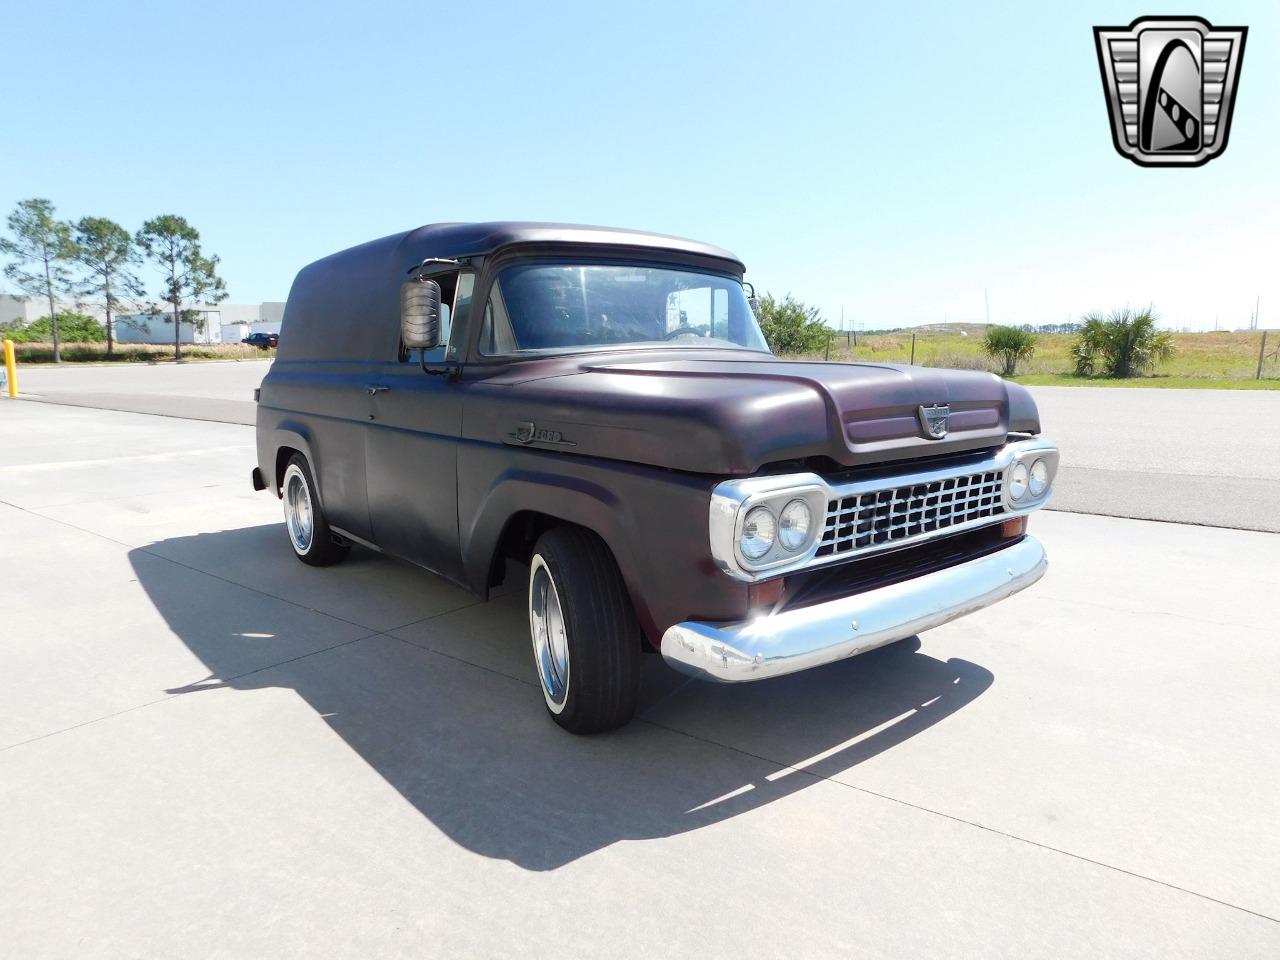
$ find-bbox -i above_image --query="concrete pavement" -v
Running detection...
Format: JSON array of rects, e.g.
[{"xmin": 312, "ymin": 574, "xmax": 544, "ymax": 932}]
[
  {"xmin": 1, "ymin": 400, "xmax": 1277, "ymax": 958},
  {"xmin": 13, "ymin": 360, "xmax": 1279, "ymax": 530}
]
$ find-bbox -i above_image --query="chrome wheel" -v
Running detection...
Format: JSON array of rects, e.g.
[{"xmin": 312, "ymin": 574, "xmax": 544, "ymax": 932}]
[
  {"xmin": 282, "ymin": 463, "xmax": 314, "ymax": 555},
  {"xmin": 529, "ymin": 554, "xmax": 570, "ymax": 713}
]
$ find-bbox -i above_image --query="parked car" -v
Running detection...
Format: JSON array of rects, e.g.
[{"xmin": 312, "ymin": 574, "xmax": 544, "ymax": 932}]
[
  {"xmin": 243, "ymin": 332, "xmax": 279, "ymax": 349},
  {"xmin": 252, "ymin": 222, "xmax": 1058, "ymax": 733}
]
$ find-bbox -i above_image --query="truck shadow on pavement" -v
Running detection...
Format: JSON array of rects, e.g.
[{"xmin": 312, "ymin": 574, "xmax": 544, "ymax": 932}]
[{"xmin": 131, "ymin": 525, "xmax": 994, "ymax": 872}]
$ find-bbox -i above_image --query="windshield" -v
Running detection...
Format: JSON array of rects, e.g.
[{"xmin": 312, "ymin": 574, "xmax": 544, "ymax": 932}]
[{"xmin": 477, "ymin": 262, "xmax": 770, "ymax": 356}]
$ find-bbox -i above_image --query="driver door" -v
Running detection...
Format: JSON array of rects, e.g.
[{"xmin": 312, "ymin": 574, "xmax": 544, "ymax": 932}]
[{"xmin": 363, "ymin": 270, "xmax": 472, "ymax": 583}]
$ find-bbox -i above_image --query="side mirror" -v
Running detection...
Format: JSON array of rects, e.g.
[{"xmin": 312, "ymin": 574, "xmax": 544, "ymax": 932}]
[
  {"xmin": 401, "ymin": 278, "xmax": 441, "ymax": 351},
  {"xmin": 748, "ymin": 296, "xmax": 760, "ymax": 317}
]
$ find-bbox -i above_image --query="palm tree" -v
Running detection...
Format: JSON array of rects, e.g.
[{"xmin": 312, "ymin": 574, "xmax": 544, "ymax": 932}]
[
  {"xmin": 982, "ymin": 325, "xmax": 1037, "ymax": 376},
  {"xmin": 1072, "ymin": 307, "xmax": 1174, "ymax": 378}
]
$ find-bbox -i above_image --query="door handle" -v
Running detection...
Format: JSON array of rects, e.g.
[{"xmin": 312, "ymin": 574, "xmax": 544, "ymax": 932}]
[{"xmin": 365, "ymin": 384, "xmax": 390, "ymax": 395}]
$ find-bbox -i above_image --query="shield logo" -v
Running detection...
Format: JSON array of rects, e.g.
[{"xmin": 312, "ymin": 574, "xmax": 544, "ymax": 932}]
[
  {"xmin": 918, "ymin": 404, "xmax": 950, "ymax": 440},
  {"xmin": 1094, "ymin": 17, "xmax": 1247, "ymax": 167}
]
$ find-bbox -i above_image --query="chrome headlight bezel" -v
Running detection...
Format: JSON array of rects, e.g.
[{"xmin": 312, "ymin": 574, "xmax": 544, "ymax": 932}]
[
  {"xmin": 1001, "ymin": 446, "xmax": 1058, "ymax": 511},
  {"xmin": 709, "ymin": 475, "xmax": 828, "ymax": 575}
]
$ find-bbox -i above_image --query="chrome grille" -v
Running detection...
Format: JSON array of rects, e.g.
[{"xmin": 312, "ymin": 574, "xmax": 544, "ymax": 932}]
[{"xmin": 816, "ymin": 469, "xmax": 1005, "ymax": 558}]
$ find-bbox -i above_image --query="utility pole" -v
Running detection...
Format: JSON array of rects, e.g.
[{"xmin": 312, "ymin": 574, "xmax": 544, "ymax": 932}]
[
  {"xmin": 1257, "ymin": 330, "xmax": 1268, "ymax": 380},
  {"xmin": 1255, "ymin": 295, "xmax": 1261, "ymax": 331},
  {"xmin": 984, "ymin": 288, "xmax": 991, "ymax": 325}
]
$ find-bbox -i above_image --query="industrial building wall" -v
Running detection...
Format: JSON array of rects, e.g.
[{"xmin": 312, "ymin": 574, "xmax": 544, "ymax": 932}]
[
  {"xmin": 115, "ymin": 314, "xmax": 221, "ymax": 344},
  {"xmin": 1, "ymin": 297, "xmax": 285, "ymax": 341}
]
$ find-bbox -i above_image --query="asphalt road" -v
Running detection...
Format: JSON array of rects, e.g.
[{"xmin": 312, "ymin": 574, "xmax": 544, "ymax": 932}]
[
  {"xmin": 13, "ymin": 357, "xmax": 267, "ymax": 424},
  {"xmin": 13, "ymin": 360, "xmax": 1279, "ymax": 531},
  {"xmin": 1, "ymin": 400, "xmax": 1277, "ymax": 957},
  {"xmin": 1031, "ymin": 386, "xmax": 1279, "ymax": 532}
]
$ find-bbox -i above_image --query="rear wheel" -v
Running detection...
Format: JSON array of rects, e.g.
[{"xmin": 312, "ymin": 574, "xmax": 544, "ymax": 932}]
[
  {"xmin": 529, "ymin": 527, "xmax": 641, "ymax": 734},
  {"xmin": 281, "ymin": 454, "xmax": 350, "ymax": 567}
]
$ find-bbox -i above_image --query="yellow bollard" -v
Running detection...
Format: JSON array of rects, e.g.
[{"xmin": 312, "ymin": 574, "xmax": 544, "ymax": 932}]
[{"xmin": 3, "ymin": 338, "xmax": 18, "ymax": 398}]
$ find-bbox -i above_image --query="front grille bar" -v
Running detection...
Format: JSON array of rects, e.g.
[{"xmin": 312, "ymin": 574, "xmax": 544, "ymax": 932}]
[{"xmin": 817, "ymin": 469, "xmax": 1005, "ymax": 557}]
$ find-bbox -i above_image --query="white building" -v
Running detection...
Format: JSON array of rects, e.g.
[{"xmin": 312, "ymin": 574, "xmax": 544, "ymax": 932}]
[{"xmin": 0, "ymin": 295, "xmax": 284, "ymax": 344}]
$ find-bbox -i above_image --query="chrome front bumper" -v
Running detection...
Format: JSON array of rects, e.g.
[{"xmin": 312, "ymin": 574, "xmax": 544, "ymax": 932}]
[{"xmin": 661, "ymin": 535, "xmax": 1047, "ymax": 682}]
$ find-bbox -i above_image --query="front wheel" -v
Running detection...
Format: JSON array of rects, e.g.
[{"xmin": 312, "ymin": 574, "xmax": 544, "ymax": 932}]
[{"xmin": 529, "ymin": 527, "xmax": 642, "ymax": 734}]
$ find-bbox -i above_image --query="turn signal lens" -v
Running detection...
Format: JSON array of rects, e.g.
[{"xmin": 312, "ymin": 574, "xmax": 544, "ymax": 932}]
[
  {"xmin": 1009, "ymin": 462, "xmax": 1030, "ymax": 501},
  {"xmin": 1000, "ymin": 516, "xmax": 1028, "ymax": 539},
  {"xmin": 740, "ymin": 506, "xmax": 776, "ymax": 560}
]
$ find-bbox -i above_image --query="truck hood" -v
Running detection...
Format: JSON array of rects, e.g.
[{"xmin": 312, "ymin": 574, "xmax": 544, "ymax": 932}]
[{"xmin": 464, "ymin": 351, "xmax": 1041, "ymax": 475}]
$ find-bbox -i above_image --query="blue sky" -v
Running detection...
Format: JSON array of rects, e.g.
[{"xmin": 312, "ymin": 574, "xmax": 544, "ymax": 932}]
[{"xmin": 3, "ymin": 1, "xmax": 1275, "ymax": 330}]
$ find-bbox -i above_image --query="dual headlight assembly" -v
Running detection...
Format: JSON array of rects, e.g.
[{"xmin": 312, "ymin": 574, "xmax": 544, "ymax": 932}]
[
  {"xmin": 1008, "ymin": 457, "xmax": 1051, "ymax": 502},
  {"xmin": 741, "ymin": 498, "xmax": 814, "ymax": 560}
]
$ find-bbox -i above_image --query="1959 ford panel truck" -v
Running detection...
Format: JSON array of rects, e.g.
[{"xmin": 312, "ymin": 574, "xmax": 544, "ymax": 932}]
[{"xmin": 253, "ymin": 223, "xmax": 1057, "ymax": 733}]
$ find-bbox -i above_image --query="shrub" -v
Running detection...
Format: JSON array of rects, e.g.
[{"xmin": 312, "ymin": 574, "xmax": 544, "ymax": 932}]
[
  {"xmin": 1072, "ymin": 307, "xmax": 1174, "ymax": 377},
  {"xmin": 982, "ymin": 325, "xmax": 1037, "ymax": 376},
  {"xmin": 1, "ymin": 310, "xmax": 105, "ymax": 343},
  {"xmin": 756, "ymin": 294, "xmax": 830, "ymax": 354}
]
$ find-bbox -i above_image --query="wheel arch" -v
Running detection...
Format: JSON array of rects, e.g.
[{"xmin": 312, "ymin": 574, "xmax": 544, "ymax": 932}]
[
  {"xmin": 462, "ymin": 470, "xmax": 657, "ymax": 641},
  {"xmin": 266, "ymin": 423, "xmax": 317, "ymax": 497}
]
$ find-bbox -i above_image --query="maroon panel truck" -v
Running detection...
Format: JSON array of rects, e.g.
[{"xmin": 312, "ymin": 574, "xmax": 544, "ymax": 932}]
[{"xmin": 253, "ymin": 223, "xmax": 1058, "ymax": 733}]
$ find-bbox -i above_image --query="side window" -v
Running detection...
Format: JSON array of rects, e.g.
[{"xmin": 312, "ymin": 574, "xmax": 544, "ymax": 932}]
[{"xmin": 400, "ymin": 271, "xmax": 472, "ymax": 363}]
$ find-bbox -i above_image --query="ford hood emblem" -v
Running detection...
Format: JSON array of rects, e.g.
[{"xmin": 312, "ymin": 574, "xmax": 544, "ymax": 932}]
[{"xmin": 918, "ymin": 404, "xmax": 951, "ymax": 440}]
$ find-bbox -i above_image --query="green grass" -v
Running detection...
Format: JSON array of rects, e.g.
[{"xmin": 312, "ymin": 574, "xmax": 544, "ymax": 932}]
[
  {"xmin": 787, "ymin": 330, "xmax": 1280, "ymax": 388},
  {"xmin": 1008, "ymin": 372, "xmax": 1280, "ymax": 390}
]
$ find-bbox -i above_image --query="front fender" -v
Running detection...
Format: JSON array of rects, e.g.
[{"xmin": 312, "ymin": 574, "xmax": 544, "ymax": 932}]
[
  {"xmin": 1005, "ymin": 381, "xmax": 1041, "ymax": 434},
  {"xmin": 462, "ymin": 466, "xmax": 644, "ymax": 610},
  {"xmin": 458, "ymin": 445, "xmax": 746, "ymax": 644}
]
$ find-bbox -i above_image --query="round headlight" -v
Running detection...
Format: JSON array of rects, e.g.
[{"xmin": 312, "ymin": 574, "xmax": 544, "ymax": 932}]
[
  {"xmin": 740, "ymin": 506, "xmax": 777, "ymax": 560},
  {"xmin": 1009, "ymin": 462, "xmax": 1030, "ymax": 501},
  {"xmin": 1029, "ymin": 458, "xmax": 1049, "ymax": 497},
  {"xmin": 778, "ymin": 499, "xmax": 813, "ymax": 552}
]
